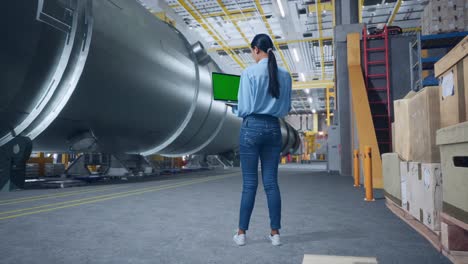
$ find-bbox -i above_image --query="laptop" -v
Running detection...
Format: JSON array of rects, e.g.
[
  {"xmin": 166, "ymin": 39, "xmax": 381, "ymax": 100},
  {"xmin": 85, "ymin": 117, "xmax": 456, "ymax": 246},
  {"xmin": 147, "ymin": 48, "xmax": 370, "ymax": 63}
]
[{"xmin": 212, "ymin": 72, "xmax": 240, "ymax": 105}]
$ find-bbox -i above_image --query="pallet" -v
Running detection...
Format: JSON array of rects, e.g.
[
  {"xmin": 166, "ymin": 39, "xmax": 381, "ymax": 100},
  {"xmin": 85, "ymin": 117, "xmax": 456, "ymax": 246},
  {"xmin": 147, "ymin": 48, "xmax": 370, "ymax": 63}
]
[
  {"xmin": 386, "ymin": 197, "xmax": 468, "ymax": 263},
  {"xmin": 441, "ymin": 213, "xmax": 468, "ymax": 264},
  {"xmin": 385, "ymin": 197, "xmax": 441, "ymax": 250}
]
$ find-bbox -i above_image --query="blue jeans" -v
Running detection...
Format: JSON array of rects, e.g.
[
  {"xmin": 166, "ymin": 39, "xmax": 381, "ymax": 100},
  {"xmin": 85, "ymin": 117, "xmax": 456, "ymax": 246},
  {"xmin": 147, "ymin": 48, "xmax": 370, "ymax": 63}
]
[{"xmin": 238, "ymin": 114, "xmax": 282, "ymax": 231}]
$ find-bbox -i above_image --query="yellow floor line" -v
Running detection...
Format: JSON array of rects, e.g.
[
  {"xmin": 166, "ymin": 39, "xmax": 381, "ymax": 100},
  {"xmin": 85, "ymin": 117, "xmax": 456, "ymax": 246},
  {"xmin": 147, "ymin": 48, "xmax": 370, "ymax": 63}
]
[
  {"xmin": 0, "ymin": 185, "xmax": 128, "ymax": 206},
  {"xmin": 0, "ymin": 177, "xmax": 216, "ymax": 215},
  {"xmin": 0, "ymin": 174, "xmax": 204, "ymax": 205},
  {"xmin": 0, "ymin": 173, "xmax": 238, "ymax": 221}
]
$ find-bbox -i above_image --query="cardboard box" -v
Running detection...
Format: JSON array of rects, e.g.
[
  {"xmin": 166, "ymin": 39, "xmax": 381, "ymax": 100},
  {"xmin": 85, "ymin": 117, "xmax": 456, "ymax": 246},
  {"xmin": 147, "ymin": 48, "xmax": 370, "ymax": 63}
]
[
  {"xmin": 382, "ymin": 153, "xmax": 402, "ymax": 206},
  {"xmin": 393, "ymin": 87, "xmax": 441, "ymax": 162},
  {"xmin": 421, "ymin": 0, "xmax": 466, "ymax": 34},
  {"xmin": 437, "ymin": 121, "xmax": 468, "ymax": 225},
  {"xmin": 408, "ymin": 86, "xmax": 441, "ymax": 163},
  {"xmin": 407, "ymin": 162, "xmax": 424, "ymax": 220},
  {"xmin": 421, "ymin": 163, "xmax": 443, "ymax": 231},
  {"xmin": 393, "ymin": 91, "xmax": 416, "ymax": 161},
  {"xmin": 400, "ymin": 161, "xmax": 409, "ymax": 210}
]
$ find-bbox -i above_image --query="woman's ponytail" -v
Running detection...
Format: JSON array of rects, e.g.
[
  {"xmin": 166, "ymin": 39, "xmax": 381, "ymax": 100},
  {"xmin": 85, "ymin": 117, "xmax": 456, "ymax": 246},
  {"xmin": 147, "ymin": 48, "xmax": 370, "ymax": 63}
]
[
  {"xmin": 267, "ymin": 48, "xmax": 280, "ymax": 99},
  {"xmin": 251, "ymin": 34, "xmax": 280, "ymax": 99}
]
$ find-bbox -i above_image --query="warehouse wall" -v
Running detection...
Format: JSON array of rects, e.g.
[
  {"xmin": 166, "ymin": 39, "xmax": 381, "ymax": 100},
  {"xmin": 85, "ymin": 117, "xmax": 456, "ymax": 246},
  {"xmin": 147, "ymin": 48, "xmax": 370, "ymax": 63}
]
[
  {"xmin": 389, "ymin": 35, "xmax": 416, "ymax": 107},
  {"xmin": 334, "ymin": 26, "xmax": 415, "ymax": 177}
]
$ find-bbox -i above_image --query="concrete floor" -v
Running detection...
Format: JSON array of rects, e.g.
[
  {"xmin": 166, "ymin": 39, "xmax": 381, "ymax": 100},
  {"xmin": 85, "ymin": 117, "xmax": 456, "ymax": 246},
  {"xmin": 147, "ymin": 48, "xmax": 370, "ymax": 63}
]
[{"xmin": 0, "ymin": 165, "xmax": 451, "ymax": 264}]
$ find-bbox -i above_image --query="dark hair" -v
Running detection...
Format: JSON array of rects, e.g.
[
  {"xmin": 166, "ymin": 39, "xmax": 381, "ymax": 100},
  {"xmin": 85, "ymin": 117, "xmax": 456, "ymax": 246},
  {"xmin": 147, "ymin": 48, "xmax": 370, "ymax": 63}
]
[{"xmin": 251, "ymin": 34, "xmax": 280, "ymax": 99}]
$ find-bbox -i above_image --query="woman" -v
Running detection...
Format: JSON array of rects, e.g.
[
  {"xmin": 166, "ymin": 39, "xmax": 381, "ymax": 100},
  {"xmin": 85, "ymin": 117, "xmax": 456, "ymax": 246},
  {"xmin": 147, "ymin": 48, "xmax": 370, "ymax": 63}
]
[{"xmin": 232, "ymin": 34, "xmax": 292, "ymax": 246}]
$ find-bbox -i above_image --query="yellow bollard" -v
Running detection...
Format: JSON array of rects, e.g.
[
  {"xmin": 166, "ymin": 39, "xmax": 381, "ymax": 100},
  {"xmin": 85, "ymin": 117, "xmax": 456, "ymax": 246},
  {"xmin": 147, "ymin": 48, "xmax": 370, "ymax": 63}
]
[
  {"xmin": 353, "ymin": 150, "xmax": 360, "ymax": 187},
  {"xmin": 364, "ymin": 146, "xmax": 375, "ymax": 202}
]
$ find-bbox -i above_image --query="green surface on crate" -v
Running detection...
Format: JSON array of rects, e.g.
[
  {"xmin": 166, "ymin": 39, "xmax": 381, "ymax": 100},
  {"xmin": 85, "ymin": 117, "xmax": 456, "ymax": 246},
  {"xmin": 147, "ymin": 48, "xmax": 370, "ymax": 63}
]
[
  {"xmin": 436, "ymin": 121, "xmax": 468, "ymax": 224},
  {"xmin": 382, "ymin": 153, "xmax": 402, "ymax": 206}
]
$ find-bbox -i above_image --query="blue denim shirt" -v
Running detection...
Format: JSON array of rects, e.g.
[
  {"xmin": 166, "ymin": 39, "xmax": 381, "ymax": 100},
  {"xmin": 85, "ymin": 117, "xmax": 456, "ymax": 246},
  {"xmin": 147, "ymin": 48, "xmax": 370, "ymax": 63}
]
[{"xmin": 232, "ymin": 58, "xmax": 292, "ymax": 118}]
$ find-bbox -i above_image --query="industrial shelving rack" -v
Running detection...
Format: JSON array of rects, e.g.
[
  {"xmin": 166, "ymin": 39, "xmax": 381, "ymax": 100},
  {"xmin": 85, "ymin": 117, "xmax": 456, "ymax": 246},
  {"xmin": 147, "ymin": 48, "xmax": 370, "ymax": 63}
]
[{"xmin": 409, "ymin": 31, "xmax": 468, "ymax": 91}]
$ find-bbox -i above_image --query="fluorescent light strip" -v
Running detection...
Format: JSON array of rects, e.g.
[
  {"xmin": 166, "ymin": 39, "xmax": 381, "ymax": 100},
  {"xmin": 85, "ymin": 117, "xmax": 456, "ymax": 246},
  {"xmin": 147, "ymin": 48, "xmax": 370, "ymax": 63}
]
[
  {"xmin": 293, "ymin": 48, "xmax": 299, "ymax": 62},
  {"xmin": 300, "ymin": 73, "xmax": 305, "ymax": 82},
  {"xmin": 276, "ymin": 0, "xmax": 285, "ymax": 17}
]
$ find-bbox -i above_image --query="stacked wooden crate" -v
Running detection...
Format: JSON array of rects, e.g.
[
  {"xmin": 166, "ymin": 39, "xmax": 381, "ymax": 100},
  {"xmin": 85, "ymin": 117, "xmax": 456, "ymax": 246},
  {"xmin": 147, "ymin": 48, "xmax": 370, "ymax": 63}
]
[
  {"xmin": 434, "ymin": 36, "xmax": 468, "ymax": 262},
  {"xmin": 383, "ymin": 36, "xmax": 468, "ymax": 263},
  {"xmin": 387, "ymin": 85, "xmax": 443, "ymax": 230},
  {"xmin": 421, "ymin": 0, "xmax": 467, "ymax": 35}
]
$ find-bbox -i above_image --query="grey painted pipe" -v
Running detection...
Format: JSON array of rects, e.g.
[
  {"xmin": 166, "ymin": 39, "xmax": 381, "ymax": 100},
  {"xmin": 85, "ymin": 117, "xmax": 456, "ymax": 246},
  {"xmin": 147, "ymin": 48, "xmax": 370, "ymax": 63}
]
[{"xmin": 0, "ymin": 0, "xmax": 300, "ymax": 156}]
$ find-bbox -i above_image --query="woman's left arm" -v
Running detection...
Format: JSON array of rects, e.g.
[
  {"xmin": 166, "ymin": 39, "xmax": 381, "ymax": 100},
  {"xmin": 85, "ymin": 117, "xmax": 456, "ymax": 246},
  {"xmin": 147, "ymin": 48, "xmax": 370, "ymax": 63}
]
[{"xmin": 236, "ymin": 71, "xmax": 251, "ymax": 117}]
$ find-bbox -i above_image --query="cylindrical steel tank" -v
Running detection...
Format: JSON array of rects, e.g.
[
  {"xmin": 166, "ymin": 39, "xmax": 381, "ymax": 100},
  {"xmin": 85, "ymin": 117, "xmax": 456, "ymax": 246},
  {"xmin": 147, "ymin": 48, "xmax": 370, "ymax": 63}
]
[{"xmin": 0, "ymin": 0, "xmax": 300, "ymax": 157}]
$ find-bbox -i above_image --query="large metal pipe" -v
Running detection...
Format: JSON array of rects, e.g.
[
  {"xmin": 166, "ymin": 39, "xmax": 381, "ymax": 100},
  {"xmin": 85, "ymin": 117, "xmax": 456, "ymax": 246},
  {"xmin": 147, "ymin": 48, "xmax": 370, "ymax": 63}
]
[{"xmin": 0, "ymin": 0, "xmax": 300, "ymax": 157}]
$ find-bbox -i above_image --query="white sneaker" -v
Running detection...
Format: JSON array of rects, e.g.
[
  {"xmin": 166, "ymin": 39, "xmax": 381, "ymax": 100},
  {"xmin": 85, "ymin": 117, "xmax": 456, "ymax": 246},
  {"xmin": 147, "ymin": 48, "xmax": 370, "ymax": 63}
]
[
  {"xmin": 269, "ymin": 234, "xmax": 281, "ymax": 246},
  {"xmin": 233, "ymin": 233, "xmax": 246, "ymax": 246}
]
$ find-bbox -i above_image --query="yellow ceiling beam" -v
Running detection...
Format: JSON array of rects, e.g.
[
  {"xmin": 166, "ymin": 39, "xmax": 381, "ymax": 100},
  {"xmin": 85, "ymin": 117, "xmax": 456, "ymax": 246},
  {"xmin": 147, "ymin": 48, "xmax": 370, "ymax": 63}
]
[
  {"xmin": 280, "ymin": 37, "xmax": 333, "ymax": 45},
  {"xmin": 402, "ymin": 27, "xmax": 421, "ymax": 32},
  {"xmin": 204, "ymin": 8, "xmax": 257, "ymax": 18},
  {"xmin": 216, "ymin": 0, "xmax": 250, "ymax": 45},
  {"xmin": 175, "ymin": 0, "xmax": 246, "ymax": 69},
  {"xmin": 292, "ymin": 80, "xmax": 334, "ymax": 89},
  {"xmin": 253, "ymin": 0, "xmax": 291, "ymax": 73},
  {"xmin": 207, "ymin": 37, "xmax": 334, "ymax": 53},
  {"xmin": 307, "ymin": 2, "xmax": 333, "ymax": 12},
  {"xmin": 153, "ymin": 12, "xmax": 176, "ymax": 26},
  {"xmin": 387, "ymin": 0, "xmax": 402, "ymax": 25}
]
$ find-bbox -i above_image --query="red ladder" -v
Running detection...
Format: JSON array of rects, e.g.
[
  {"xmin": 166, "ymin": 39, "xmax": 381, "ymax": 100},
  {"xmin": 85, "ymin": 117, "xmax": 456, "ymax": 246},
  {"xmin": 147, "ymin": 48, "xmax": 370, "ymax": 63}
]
[{"xmin": 362, "ymin": 26, "xmax": 392, "ymax": 154}]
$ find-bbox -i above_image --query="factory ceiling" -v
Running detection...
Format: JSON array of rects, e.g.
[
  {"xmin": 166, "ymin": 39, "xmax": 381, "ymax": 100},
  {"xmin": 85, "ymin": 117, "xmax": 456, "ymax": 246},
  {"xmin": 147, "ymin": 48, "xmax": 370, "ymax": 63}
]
[{"xmin": 139, "ymin": 0, "xmax": 426, "ymax": 115}]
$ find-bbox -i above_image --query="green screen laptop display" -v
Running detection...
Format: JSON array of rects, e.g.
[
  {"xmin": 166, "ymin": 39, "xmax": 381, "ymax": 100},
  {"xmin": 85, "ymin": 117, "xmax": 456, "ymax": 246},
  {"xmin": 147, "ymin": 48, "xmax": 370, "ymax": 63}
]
[{"xmin": 212, "ymin": 72, "xmax": 240, "ymax": 102}]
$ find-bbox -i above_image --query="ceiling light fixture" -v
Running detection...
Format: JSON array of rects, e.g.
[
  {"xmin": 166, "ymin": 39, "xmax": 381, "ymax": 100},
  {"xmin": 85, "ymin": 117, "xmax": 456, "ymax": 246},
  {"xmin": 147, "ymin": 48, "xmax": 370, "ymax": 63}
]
[
  {"xmin": 300, "ymin": 73, "xmax": 305, "ymax": 82},
  {"xmin": 293, "ymin": 48, "xmax": 300, "ymax": 62},
  {"xmin": 277, "ymin": 0, "xmax": 285, "ymax": 18},
  {"xmin": 312, "ymin": 109, "xmax": 317, "ymax": 114},
  {"xmin": 308, "ymin": 97, "xmax": 313, "ymax": 103},
  {"xmin": 305, "ymin": 89, "xmax": 310, "ymax": 94}
]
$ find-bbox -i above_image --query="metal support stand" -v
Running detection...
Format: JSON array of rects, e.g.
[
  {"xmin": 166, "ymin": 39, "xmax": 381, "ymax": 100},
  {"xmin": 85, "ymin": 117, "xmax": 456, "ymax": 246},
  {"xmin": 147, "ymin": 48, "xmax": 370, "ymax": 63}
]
[
  {"xmin": 0, "ymin": 137, "xmax": 33, "ymax": 191},
  {"xmin": 65, "ymin": 153, "xmax": 155, "ymax": 178},
  {"xmin": 66, "ymin": 155, "xmax": 92, "ymax": 177},
  {"xmin": 109, "ymin": 154, "xmax": 154, "ymax": 176}
]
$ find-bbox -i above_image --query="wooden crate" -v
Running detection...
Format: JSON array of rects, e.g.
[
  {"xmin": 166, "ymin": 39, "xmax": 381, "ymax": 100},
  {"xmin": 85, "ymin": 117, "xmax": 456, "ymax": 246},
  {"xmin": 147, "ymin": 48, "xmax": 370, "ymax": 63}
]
[
  {"xmin": 435, "ymin": 36, "xmax": 468, "ymax": 128},
  {"xmin": 437, "ymin": 121, "xmax": 468, "ymax": 226}
]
